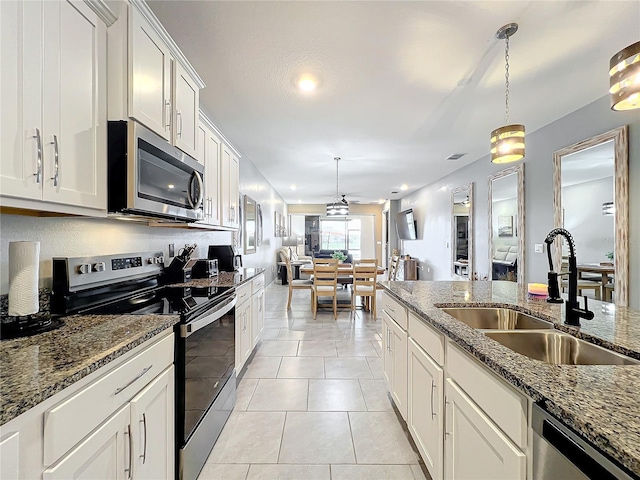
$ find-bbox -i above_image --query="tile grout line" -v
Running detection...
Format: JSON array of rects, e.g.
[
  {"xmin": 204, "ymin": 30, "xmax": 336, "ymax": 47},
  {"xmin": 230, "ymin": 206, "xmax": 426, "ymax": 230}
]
[
  {"xmin": 346, "ymin": 411, "xmax": 359, "ymax": 465},
  {"xmin": 357, "ymin": 378, "xmax": 370, "ymax": 411}
]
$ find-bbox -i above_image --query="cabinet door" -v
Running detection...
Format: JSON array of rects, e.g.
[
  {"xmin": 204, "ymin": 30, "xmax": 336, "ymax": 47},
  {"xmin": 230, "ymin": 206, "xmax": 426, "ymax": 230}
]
[
  {"xmin": 130, "ymin": 9, "xmax": 171, "ymax": 140},
  {"xmin": 196, "ymin": 121, "xmax": 206, "ymax": 163},
  {"xmin": 389, "ymin": 317, "xmax": 408, "ymax": 420},
  {"xmin": 130, "ymin": 367, "xmax": 175, "ymax": 480},
  {"xmin": 229, "ymin": 153, "xmax": 240, "ymax": 228},
  {"xmin": 0, "ymin": 432, "xmax": 19, "ymax": 480},
  {"xmin": 43, "ymin": 405, "xmax": 130, "ymax": 480},
  {"xmin": 173, "ymin": 63, "xmax": 199, "ymax": 158},
  {"xmin": 252, "ymin": 290, "xmax": 264, "ymax": 347},
  {"xmin": 42, "ymin": 0, "xmax": 107, "ymax": 209},
  {"xmin": 0, "ymin": 0, "xmax": 43, "ymax": 201},
  {"xmin": 235, "ymin": 299, "xmax": 251, "ymax": 372},
  {"xmin": 408, "ymin": 339, "xmax": 444, "ymax": 480},
  {"xmin": 206, "ymin": 129, "xmax": 222, "ymax": 226},
  {"xmin": 382, "ymin": 315, "xmax": 393, "ymax": 389},
  {"xmin": 444, "ymin": 379, "xmax": 526, "ymax": 480},
  {"xmin": 221, "ymin": 144, "xmax": 233, "ymax": 227}
]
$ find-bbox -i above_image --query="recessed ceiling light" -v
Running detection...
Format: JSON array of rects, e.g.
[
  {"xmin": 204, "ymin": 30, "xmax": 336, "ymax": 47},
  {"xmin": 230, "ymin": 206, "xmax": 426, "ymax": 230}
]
[
  {"xmin": 298, "ymin": 199, "xmax": 302, "ymax": 204},
  {"xmin": 290, "ymin": 184, "xmax": 297, "ymax": 190},
  {"xmin": 297, "ymin": 74, "xmax": 317, "ymax": 93},
  {"xmin": 400, "ymin": 184, "xmax": 409, "ymax": 191}
]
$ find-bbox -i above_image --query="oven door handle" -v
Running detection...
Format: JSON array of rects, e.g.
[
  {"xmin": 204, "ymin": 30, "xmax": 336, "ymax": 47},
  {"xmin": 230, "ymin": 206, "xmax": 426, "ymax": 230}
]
[{"xmin": 180, "ymin": 295, "xmax": 237, "ymax": 337}]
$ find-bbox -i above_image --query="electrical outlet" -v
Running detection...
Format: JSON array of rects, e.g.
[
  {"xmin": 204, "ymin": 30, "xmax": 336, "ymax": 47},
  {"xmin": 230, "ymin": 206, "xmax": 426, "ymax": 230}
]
[
  {"xmin": 444, "ymin": 242, "xmax": 449, "ymax": 248},
  {"xmin": 168, "ymin": 243, "xmax": 175, "ymax": 257},
  {"xmin": 534, "ymin": 243, "xmax": 544, "ymax": 254}
]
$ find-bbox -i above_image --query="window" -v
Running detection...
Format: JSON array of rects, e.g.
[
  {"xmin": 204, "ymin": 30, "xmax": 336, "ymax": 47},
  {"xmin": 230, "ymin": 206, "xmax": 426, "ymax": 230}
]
[{"xmin": 320, "ymin": 219, "xmax": 362, "ymax": 260}]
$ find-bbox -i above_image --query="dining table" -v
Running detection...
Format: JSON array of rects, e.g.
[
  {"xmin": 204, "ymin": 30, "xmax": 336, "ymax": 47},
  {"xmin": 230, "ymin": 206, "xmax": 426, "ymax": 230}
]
[
  {"xmin": 577, "ymin": 263, "xmax": 615, "ymax": 291},
  {"xmin": 299, "ymin": 263, "xmax": 386, "ymax": 277}
]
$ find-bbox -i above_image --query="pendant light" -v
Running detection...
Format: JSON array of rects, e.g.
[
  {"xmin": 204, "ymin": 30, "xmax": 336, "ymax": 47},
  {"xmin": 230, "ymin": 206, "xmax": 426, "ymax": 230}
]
[
  {"xmin": 609, "ymin": 40, "xmax": 640, "ymax": 111},
  {"xmin": 326, "ymin": 157, "xmax": 349, "ymax": 216},
  {"xmin": 490, "ymin": 23, "xmax": 525, "ymax": 164}
]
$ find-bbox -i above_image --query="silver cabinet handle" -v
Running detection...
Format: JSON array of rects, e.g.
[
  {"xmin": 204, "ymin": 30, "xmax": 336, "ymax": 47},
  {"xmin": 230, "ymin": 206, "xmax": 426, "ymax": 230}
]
[
  {"xmin": 125, "ymin": 423, "xmax": 133, "ymax": 478},
  {"xmin": 445, "ymin": 398, "xmax": 452, "ymax": 437},
  {"xmin": 50, "ymin": 135, "xmax": 59, "ymax": 187},
  {"xmin": 176, "ymin": 110, "xmax": 182, "ymax": 137},
  {"xmin": 33, "ymin": 128, "xmax": 42, "ymax": 183},
  {"xmin": 431, "ymin": 380, "xmax": 437, "ymax": 417},
  {"xmin": 114, "ymin": 365, "xmax": 153, "ymax": 395},
  {"xmin": 140, "ymin": 413, "xmax": 147, "ymax": 464},
  {"xmin": 165, "ymin": 100, "xmax": 171, "ymax": 129},
  {"xmin": 387, "ymin": 305, "xmax": 395, "ymax": 313}
]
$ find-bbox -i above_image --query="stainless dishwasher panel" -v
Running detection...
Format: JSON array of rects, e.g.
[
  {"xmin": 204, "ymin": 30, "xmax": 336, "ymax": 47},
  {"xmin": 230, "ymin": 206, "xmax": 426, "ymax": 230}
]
[{"xmin": 532, "ymin": 404, "xmax": 636, "ymax": 480}]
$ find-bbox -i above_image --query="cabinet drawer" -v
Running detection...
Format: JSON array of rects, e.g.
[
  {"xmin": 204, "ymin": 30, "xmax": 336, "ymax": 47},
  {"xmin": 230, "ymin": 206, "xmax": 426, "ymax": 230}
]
[
  {"xmin": 409, "ymin": 313, "xmax": 444, "ymax": 366},
  {"xmin": 446, "ymin": 342, "xmax": 528, "ymax": 449},
  {"xmin": 236, "ymin": 282, "xmax": 252, "ymax": 305},
  {"xmin": 43, "ymin": 331, "xmax": 174, "ymax": 466},
  {"xmin": 381, "ymin": 292, "xmax": 407, "ymax": 330},
  {"xmin": 251, "ymin": 273, "xmax": 265, "ymax": 294}
]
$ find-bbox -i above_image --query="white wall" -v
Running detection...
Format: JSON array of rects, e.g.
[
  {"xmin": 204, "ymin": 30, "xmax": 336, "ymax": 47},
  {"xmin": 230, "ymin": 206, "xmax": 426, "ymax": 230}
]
[
  {"xmin": 492, "ymin": 198, "xmax": 518, "ymax": 253},
  {"xmin": 400, "ymin": 95, "xmax": 640, "ymax": 308},
  {"xmin": 562, "ymin": 176, "xmax": 614, "ymax": 263},
  {"xmin": 0, "ymin": 215, "xmax": 232, "ymax": 292}
]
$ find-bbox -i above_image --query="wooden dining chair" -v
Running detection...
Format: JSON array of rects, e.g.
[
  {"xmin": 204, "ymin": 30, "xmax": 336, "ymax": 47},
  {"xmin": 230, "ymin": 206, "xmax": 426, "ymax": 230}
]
[
  {"xmin": 351, "ymin": 264, "xmax": 378, "ymax": 318},
  {"xmin": 388, "ymin": 255, "xmax": 400, "ymax": 281},
  {"xmin": 284, "ymin": 255, "xmax": 314, "ymax": 310},
  {"xmin": 312, "ymin": 258, "xmax": 339, "ymax": 320}
]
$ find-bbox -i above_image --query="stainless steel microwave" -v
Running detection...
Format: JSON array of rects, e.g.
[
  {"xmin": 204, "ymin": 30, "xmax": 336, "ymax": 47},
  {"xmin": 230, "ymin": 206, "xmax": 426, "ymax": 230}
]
[{"xmin": 107, "ymin": 120, "xmax": 204, "ymax": 222}]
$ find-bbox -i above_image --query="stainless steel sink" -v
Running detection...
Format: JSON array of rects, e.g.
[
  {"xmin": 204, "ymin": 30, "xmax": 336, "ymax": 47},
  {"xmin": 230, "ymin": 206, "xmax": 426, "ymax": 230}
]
[
  {"xmin": 442, "ymin": 307, "xmax": 554, "ymax": 330},
  {"xmin": 484, "ymin": 331, "xmax": 640, "ymax": 365}
]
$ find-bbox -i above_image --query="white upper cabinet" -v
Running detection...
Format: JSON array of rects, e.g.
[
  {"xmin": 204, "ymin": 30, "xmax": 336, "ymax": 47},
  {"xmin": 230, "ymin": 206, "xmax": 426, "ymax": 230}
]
[
  {"xmin": 1, "ymin": 0, "xmax": 108, "ymax": 214},
  {"xmin": 130, "ymin": 10, "xmax": 172, "ymax": 140},
  {"xmin": 221, "ymin": 144, "xmax": 240, "ymax": 228},
  {"xmin": 173, "ymin": 63, "xmax": 199, "ymax": 158},
  {"xmin": 108, "ymin": 1, "xmax": 204, "ymax": 157},
  {"xmin": 197, "ymin": 115, "xmax": 223, "ymax": 226}
]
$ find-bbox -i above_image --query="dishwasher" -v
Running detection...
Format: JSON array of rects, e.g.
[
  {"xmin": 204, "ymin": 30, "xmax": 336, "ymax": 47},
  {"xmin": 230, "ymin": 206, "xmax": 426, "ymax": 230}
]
[{"xmin": 533, "ymin": 404, "xmax": 637, "ymax": 480}]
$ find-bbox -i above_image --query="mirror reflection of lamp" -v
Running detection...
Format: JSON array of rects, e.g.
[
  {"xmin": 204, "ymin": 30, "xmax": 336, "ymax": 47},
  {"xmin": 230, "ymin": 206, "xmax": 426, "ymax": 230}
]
[{"xmin": 282, "ymin": 236, "xmax": 301, "ymax": 259}]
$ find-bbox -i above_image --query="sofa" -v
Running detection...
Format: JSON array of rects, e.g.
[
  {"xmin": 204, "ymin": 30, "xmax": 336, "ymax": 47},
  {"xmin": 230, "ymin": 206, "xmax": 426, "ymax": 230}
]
[
  {"xmin": 492, "ymin": 245, "xmax": 518, "ymax": 280},
  {"xmin": 313, "ymin": 249, "xmax": 354, "ymax": 264}
]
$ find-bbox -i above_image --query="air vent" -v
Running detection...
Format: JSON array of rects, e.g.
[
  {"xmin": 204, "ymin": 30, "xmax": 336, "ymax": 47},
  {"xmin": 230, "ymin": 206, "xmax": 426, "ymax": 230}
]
[
  {"xmin": 350, "ymin": 200, "xmax": 360, "ymax": 204},
  {"xmin": 391, "ymin": 191, "xmax": 399, "ymax": 194},
  {"xmin": 446, "ymin": 153, "xmax": 467, "ymax": 161}
]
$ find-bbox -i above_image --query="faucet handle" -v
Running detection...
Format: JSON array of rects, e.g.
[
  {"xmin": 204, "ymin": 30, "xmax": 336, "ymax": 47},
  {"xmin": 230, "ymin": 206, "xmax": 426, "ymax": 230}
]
[{"xmin": 582, "ymin": 296, "xmax": 595, "ymax": 320}]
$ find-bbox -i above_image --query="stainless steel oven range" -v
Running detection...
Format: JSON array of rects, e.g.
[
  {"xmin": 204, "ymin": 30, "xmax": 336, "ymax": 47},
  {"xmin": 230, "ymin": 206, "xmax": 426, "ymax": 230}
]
[{"xmin": 51, "ymin": 251, "xmax": 236, "ymax": 480}]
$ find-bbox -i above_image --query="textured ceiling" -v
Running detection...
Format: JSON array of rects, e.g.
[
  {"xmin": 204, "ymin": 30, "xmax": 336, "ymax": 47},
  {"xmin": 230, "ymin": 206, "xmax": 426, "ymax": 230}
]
[{"xmin": 149, "ymin": 1, "xmax": 639, "ymax": 205}]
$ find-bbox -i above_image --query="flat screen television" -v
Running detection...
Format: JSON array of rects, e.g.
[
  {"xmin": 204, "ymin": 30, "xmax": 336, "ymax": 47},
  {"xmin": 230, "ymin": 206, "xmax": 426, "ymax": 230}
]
[{"xmin": 395, "ymin": 209, "xmax": 417, "ymax": 240}]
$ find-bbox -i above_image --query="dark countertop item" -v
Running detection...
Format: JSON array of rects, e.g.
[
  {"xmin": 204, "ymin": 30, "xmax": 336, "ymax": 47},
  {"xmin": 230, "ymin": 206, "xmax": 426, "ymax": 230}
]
[
  {"xmin": 378, "ymin": 280, "xmax": 640, "ymax": 476},
  {"xmin": 0, "ymin": 313, "xmax": 179, "ymax": 426},
  {"xmin": 168, "ymin": 267, "xmax": 265, "ymax": 288}
]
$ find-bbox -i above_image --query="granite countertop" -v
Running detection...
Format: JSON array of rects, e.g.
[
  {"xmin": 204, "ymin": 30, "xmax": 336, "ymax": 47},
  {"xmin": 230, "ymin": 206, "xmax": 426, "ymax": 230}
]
[
  {"xmin": 0, "ymin": 313, "xmax": 179, "ymax": 425},
  {"xmin": 378, "ymin": 280, "xmax": 640, "ymax": 476},
  {"xmin": 167, "ymin": 267, "xmax": 265, "ymax": 288}
]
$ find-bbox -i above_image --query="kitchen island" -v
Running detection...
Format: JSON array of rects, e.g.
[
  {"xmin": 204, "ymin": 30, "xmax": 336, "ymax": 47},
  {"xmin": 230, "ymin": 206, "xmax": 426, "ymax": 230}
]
[{"xmin": 378, "ymin": 280, "xmax": 640, "ymax": 477}]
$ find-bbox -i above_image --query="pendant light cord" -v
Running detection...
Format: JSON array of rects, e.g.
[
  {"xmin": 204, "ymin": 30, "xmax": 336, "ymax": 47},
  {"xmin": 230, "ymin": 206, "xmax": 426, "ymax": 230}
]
[{"xmin": 504, "ymin": 35, "xmax": 510, "ymax": 125}]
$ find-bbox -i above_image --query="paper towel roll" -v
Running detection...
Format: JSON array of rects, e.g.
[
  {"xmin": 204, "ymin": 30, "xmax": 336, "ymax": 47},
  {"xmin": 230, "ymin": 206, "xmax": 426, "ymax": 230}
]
[{"xmin": 9, "ymin": 241, "xmax": 40, "ymax": 316}]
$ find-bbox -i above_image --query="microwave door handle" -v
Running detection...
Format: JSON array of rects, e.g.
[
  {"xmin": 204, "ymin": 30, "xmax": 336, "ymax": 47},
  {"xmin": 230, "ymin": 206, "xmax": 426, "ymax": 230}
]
[{"xmin": 187, "ymin": 171, "xmax": 204, "ymax": 209}]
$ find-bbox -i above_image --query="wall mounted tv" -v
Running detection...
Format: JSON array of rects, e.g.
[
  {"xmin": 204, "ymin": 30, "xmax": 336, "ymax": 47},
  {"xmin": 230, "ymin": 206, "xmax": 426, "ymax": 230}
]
[{"xmin": 395, "ymin": 209, "xmax": 418, "ymax": 240}]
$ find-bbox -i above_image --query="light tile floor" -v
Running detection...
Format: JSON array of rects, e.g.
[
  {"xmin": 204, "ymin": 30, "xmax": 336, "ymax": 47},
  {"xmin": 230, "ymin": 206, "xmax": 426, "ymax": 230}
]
[{"xmin": 198, "ymin": 283, "xmax": 427, "ymax": 480}]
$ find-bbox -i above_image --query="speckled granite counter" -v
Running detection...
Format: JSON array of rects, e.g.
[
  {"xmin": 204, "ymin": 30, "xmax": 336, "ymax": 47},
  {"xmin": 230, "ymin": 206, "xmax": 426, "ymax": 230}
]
[
  {"xmin": 167, "ymin": 267, "xmax": 265, "ymax": 288},
  {"xmin": 0, "ymin": 313, "xmax": 179, "ymax": 425},
  {"xmin": 378, "ymin": 280, "xmax": 640, "ymax": 476}
]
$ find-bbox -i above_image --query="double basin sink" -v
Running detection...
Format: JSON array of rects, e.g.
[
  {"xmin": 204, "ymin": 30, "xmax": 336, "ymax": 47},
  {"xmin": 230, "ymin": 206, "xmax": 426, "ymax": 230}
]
[{"xmin": 441, "ymin": 308, "xmax": 639, "ymax": 366}]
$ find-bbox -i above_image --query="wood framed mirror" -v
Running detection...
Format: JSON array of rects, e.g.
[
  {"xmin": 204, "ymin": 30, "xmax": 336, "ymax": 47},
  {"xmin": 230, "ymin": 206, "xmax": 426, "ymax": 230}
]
[
  {"xmin": 451, "ymin": 183, "xmax": 473, "ymax": 279},
  {"xmin": 244, "ymin": 195, "xmax": 257, "ymax": 254},
  {"xmin": 488, "ymin": 164, "xmax": 525, "ymax": 284},
  {"xmin": 553, "ymin": 126, "xmax": 629, "ymax": 306}
]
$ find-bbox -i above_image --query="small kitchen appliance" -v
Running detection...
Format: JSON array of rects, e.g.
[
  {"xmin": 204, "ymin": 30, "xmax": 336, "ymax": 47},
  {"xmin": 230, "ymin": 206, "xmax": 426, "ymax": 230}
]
[
  {"xmin": 51, "ymin": 251, "xmax": 237, "ymax": 480},
  {"xmin": 192, "ymin": 259, "xmax": 219, "ymax": 279},
  {"xmin": 208, "ymin": 245, "xmax": 242, "ymax": 272}
]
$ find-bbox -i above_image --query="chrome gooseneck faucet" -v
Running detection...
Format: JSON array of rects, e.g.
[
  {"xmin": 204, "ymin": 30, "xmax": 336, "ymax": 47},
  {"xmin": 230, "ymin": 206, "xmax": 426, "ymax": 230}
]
[{"xmin": 544, "ymin": 228, "xmax": 594, "ymax": 326}]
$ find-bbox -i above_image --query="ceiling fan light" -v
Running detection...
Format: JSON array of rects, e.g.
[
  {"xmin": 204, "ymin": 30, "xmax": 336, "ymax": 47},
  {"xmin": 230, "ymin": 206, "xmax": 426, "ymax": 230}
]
[
  {"xmin": 490, "ymin": 124, "xmax": 525, "ymax": 164},
  {"xmin": 610, "ymin": 41, "xmax": 640, "ymax": 111}
]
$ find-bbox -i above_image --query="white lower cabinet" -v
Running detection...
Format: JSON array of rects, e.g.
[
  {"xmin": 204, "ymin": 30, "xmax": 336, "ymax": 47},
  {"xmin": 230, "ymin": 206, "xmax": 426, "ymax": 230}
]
[
  {"xmin": 382, "ymin": 312, "xmax": 408, "ymax": 420},
  {"xmin": 444, "ymin": 379, "xmax": 526, "ymax": 480},
  {"xmin": 408, "ymin": 338, "xmax": 444, "ymax": 480},
  {"xmin": 235, "ymin": 296, "xmax": 253, "ymax": 372},
  {"xmin": 0, "ymin": 432, "xmax": 20, "ymax": 479},
  {"xmin": 43, "ymin": 404, "xmax": 130, "ymax": 480},
  {"xmin": 130, "ymin": 367, "xmax": 174, "ymax": 480},
  {"xmin": 252, "ymin": 288, "xmax": 265, "ymax": 346}
]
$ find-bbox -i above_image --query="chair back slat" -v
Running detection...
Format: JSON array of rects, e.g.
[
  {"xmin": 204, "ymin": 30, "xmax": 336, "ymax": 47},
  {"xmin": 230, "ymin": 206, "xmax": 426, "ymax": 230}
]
[
  {"xmin": 313, "ymin": 258, "xmax": 338, "ymax": 294},
  {"xmin": 353, "ymin": 264, "xmax": 377, "ymax": 291}
]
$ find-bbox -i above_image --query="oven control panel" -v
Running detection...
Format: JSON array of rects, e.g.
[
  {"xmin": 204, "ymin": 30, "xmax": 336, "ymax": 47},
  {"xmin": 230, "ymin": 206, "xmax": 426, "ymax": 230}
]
[{"xmin": 53, "ymin": 251, "xmax": 165, "ymax": 293}]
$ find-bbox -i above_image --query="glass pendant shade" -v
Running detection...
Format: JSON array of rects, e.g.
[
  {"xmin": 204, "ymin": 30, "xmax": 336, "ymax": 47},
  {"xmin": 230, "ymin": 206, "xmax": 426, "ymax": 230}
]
[
  {"xmin": 490, "ymin": 124, "xmax": 525, "ymax": 164},
  {"xmin": 610, "ymin": 40, "xmax": 640, "ymax": 111}
]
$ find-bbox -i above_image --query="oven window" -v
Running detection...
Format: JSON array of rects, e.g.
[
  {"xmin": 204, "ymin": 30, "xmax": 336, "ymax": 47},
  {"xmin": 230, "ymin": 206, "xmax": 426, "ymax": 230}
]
[
  {"xmin": 183, "ymin": 311, "xmax": 235, "ymax": 442},
  {"xmin": 137, "ymin": 140, "xmax": 200, "ymax": 209}
]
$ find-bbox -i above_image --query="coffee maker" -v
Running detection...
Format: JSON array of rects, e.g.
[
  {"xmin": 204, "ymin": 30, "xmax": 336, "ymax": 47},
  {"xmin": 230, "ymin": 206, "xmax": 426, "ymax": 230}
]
[{"xmin": 208, "ymin": 245, "xmax": 242, "ymax": 272}]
